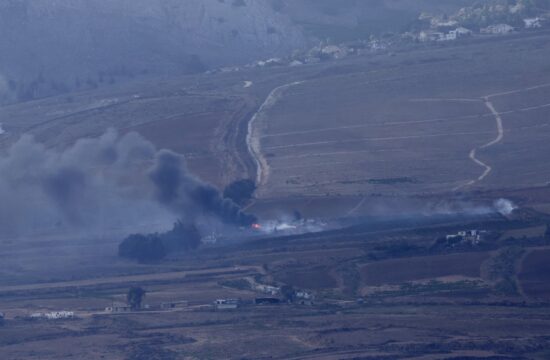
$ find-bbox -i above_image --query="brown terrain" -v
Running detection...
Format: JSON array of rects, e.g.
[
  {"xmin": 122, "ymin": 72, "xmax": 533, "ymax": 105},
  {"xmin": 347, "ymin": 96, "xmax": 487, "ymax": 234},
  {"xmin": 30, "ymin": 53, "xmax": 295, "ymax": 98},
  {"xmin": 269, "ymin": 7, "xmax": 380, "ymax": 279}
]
[{"xmin": 2, "ymin": 30, "xmax": 550, "ymax": 359}]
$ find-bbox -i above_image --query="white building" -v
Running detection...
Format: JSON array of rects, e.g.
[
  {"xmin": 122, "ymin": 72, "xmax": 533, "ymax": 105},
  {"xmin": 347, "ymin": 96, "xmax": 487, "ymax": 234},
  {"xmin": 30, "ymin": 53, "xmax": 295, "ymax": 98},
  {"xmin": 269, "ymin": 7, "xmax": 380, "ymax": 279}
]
[
  {"xmin": 254, "ymin": 284, "xmax": 279, "ymax": 296},
  {"xmin": 419, "ymin": 30, "xmax": 444, "ymax": 42},
  {"xmin": 524, "ymin": 18, "xmax": 543, "ymax": 29},
  {"xmin": 481, "ymin": 24, "xmax": 514, "ymax": 35},
  {"xmin": 45, "ymin": 311, "xmax": 74, "ymax": 320},
  {"xmin": 30, "ymin": 311, "xmax": 75, "ymax": 320}
]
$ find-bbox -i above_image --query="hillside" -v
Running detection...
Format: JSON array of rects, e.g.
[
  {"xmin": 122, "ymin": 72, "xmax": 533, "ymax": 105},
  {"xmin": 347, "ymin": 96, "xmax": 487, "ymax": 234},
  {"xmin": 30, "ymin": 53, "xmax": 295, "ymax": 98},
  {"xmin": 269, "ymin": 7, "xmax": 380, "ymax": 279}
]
[{"xmin": 0, "ymin": 0, "xmax": 305, "ymax": 104}]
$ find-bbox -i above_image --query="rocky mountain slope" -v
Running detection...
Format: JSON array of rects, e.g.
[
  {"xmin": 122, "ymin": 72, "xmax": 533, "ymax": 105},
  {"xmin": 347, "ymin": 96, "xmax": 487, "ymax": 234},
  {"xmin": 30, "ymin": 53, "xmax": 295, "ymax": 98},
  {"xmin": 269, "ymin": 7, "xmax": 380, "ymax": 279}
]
[{"xmin": 0, "ymin": 0, "xmax": 305, "ymax": 104}]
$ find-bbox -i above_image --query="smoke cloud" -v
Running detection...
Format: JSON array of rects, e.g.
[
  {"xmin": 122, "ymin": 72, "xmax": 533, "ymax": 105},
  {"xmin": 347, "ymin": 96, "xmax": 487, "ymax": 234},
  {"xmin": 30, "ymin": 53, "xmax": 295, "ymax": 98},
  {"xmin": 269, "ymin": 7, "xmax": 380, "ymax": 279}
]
[
  {"xmin": 0, "ymin": 129, "xmax": 252, "ymax": 239},
  {"xmin": 494, "ymin": 198, "xmax": 517, "ymax": 216},
  {"xmin": 149, "ymin": 150, "xmax": 256, "ymax": 226}
]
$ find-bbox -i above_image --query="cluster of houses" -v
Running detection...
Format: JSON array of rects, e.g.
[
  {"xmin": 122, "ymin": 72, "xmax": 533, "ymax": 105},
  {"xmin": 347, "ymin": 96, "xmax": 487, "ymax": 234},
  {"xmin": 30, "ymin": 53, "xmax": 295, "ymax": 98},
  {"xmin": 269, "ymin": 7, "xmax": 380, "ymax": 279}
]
[
  {"xmin": 446, "ymin": 230, "xmax": 488, "ymax": 246},
  {"xmin": 29, "ymin": 311, "xmax": 75, "ymax": 320},
  {"xmin": 415, "ymin": 18, "xmax": 546, "ymax": 43},
  {"xmin": 214, "ymin": 279, "xmax": 315, "ymax": 310},
  {"xmin": 210, "ymin": 38, "xmax": 390, "ymax": 75}
]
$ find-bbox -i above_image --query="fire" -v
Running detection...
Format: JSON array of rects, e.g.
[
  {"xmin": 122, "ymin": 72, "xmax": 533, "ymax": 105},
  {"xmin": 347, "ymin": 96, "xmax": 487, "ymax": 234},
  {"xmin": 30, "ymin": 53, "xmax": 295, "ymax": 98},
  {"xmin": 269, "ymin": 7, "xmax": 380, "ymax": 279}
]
[{"xmin": 251, "ymin": 223, "xmax": 262, "ymax": 230}]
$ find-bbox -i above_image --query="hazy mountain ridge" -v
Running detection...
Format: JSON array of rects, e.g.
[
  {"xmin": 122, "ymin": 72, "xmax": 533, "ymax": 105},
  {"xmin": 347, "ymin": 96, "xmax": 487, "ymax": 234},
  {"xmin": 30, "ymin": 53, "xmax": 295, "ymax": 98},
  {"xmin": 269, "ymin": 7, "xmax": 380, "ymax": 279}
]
[
  {"xmin": 0, "ymin": 0, "xmax": 305, "ymax": 104},
  {"xmin": 1, "ymin": 0, "xmax": 547, "ymax": 105}
]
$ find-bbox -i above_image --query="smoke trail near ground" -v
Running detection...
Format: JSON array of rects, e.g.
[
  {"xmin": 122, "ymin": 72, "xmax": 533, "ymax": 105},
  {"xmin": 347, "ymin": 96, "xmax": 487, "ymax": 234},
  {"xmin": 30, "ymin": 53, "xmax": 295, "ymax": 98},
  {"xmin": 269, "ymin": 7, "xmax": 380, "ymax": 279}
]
[{"xmin": 0, "ymin": 129, "xmax": 252, "ymax": 239}]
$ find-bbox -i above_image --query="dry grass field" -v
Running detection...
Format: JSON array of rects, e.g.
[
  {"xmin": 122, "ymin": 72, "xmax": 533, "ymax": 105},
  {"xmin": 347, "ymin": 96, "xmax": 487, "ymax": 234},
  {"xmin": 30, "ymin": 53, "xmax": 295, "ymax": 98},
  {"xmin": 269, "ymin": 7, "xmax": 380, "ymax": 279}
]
[
  {"xmin": 519, "ymin": 248, "xmax": 550, "ymax": 300},
  {"xmin": 359, "ymin": 252, "xmax": 490, "ymax": 286},
  {"xmin": 253, "ymin": 36, "xmax": 550, "ymax": 199},
  {"xmin": 3, "ymin": 30, "xmax": 550, "ymax": 359}
]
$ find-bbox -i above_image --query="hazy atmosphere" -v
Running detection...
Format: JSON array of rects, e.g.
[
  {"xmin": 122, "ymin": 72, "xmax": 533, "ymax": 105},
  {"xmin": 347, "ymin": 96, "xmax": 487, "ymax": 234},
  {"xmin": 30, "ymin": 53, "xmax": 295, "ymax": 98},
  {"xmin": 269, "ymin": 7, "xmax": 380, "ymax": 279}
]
[{"xmin": 2, "ymin": 1, "xmax": 550, "ymax": 359}]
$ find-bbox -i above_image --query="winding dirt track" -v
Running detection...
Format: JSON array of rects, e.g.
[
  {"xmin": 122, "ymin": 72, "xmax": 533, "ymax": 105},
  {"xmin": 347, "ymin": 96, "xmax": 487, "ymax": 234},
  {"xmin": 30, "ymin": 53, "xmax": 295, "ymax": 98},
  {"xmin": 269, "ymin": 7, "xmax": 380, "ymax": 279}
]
[
  {"xmin": 246, "ymin": 81, "xmax": 303, "ymax": 188},
  {"xmin": 454, "ymin": 83, "xmax": 550, "ymax": 190},
  {"xmin": 247, "ymin": 80, "xmax": 550, "ymax": 197},
  {"xmin": 0, "ymin": 266, "xmax": 258, "ymax": 293},
  {"xmin": 453, "ymin": 97, "xmax": 504, "ymax": 190}
]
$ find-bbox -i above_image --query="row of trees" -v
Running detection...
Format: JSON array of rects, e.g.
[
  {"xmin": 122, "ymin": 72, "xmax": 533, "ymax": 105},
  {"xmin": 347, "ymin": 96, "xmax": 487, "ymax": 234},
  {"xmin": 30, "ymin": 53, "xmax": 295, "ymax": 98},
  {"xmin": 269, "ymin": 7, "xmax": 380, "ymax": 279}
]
[
  {"xmin": 118, "ymin": 221, "xmax": 201, "ymax": 263},
  {"xmin": 118, "ymin": 179, "xmax": 256, "ymax": 263}
]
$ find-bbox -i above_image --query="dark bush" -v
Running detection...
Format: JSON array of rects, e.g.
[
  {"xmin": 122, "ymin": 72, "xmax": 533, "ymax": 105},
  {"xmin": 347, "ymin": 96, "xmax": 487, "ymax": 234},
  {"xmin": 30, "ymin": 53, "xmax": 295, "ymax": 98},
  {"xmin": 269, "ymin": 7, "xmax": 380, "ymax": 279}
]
[
  {"xmin": 161, "ymin": 221, "xmax": 201, "ymax": 252},
  {"xmin": 118, "ymin": 233, "xmax": 166, "ymax": 263}
]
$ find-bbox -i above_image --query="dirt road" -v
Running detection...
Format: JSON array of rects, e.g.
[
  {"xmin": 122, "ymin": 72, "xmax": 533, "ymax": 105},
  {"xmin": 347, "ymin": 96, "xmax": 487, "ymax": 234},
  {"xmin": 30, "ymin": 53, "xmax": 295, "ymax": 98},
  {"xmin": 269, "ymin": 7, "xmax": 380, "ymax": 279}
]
[
  {"xmin": 0, "ymin": 266, "xmax": 257, "ymax": 293},
  {"xmin": 246, "ymin": 81, "xmax": 303, "ymax": 188}
]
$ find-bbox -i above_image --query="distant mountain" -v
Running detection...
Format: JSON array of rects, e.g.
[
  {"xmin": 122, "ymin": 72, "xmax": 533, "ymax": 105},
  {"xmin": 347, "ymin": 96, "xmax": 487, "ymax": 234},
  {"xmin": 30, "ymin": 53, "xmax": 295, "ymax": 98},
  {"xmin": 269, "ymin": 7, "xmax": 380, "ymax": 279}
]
[
  {"xmin": 1, "ymin": 0, "xmax": 544, "ymax": 105},
  {"xmin": 0, "ymin": 0, "xmax": 305, "ymax": 104}
]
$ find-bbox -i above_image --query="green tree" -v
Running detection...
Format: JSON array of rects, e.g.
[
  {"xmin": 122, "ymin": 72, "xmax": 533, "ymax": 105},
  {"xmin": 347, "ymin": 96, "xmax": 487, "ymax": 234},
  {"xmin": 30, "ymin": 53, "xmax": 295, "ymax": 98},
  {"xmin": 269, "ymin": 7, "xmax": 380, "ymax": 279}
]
[
  {"xmin": 280, "ymin": 285, "xmax": 296, "ymax": 302},
  {"xmin": 127, "ymin": 287, "xmax": 146, "ymax": 310},
  {"xmin": 118, "ymin": 234, "xmax": 166, "ymax": 263}
]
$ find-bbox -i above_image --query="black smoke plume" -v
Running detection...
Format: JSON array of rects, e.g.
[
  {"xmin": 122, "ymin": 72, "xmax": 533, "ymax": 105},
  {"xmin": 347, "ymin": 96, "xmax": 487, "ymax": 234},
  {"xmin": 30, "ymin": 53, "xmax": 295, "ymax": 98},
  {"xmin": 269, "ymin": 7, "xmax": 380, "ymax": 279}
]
[
  {"xmin": 0, "ymin": 129, "xmax": 255, "ymax": 239},
  {"xmin": 149, "ymin": 150, "xmax": 256, "ymax": 226}
]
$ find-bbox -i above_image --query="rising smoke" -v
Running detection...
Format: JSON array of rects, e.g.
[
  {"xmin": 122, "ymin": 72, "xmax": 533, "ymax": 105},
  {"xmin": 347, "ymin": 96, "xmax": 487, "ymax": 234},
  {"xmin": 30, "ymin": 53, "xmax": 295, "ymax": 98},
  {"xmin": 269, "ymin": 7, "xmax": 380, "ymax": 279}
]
[
  {"xmin": 494, "ymin": 198, "xmax": 517, "ymax": 216},
  {"xmin": 0, "ymin": 129, "xmax": 253, "ymax": 239},
  {"xmin": 149, "ymin": 150, "xmax": 256, "ymax": 226}
]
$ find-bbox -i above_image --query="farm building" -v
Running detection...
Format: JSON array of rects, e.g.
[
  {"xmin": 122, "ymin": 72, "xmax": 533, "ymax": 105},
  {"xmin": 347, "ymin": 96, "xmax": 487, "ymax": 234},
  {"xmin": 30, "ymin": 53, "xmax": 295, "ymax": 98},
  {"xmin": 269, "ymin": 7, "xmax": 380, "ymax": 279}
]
[
  {"xmin": 214, "ymin": 299, "xmax": 240, "ymax": 310},
  {"xmin": 295, "ymin": 291, "xmax": 315, "ymax": 305},
  {"xmin": 253, "ymin": 283, "xmax": 279, "ymax": 296},
  {"xmin": 524, "ymin": 18, "xmax": 543, "ymax": 29},
  {"xmin": 446, "ymin": 230, "xmax": 486, "ymax": 245},
  {"xmin": 105, "ymin": 303, "xmax": 132, "ymax": 313},
  {"xmin": 419, "ymin": 30, "xmax": 444, "ymax": 42}
]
